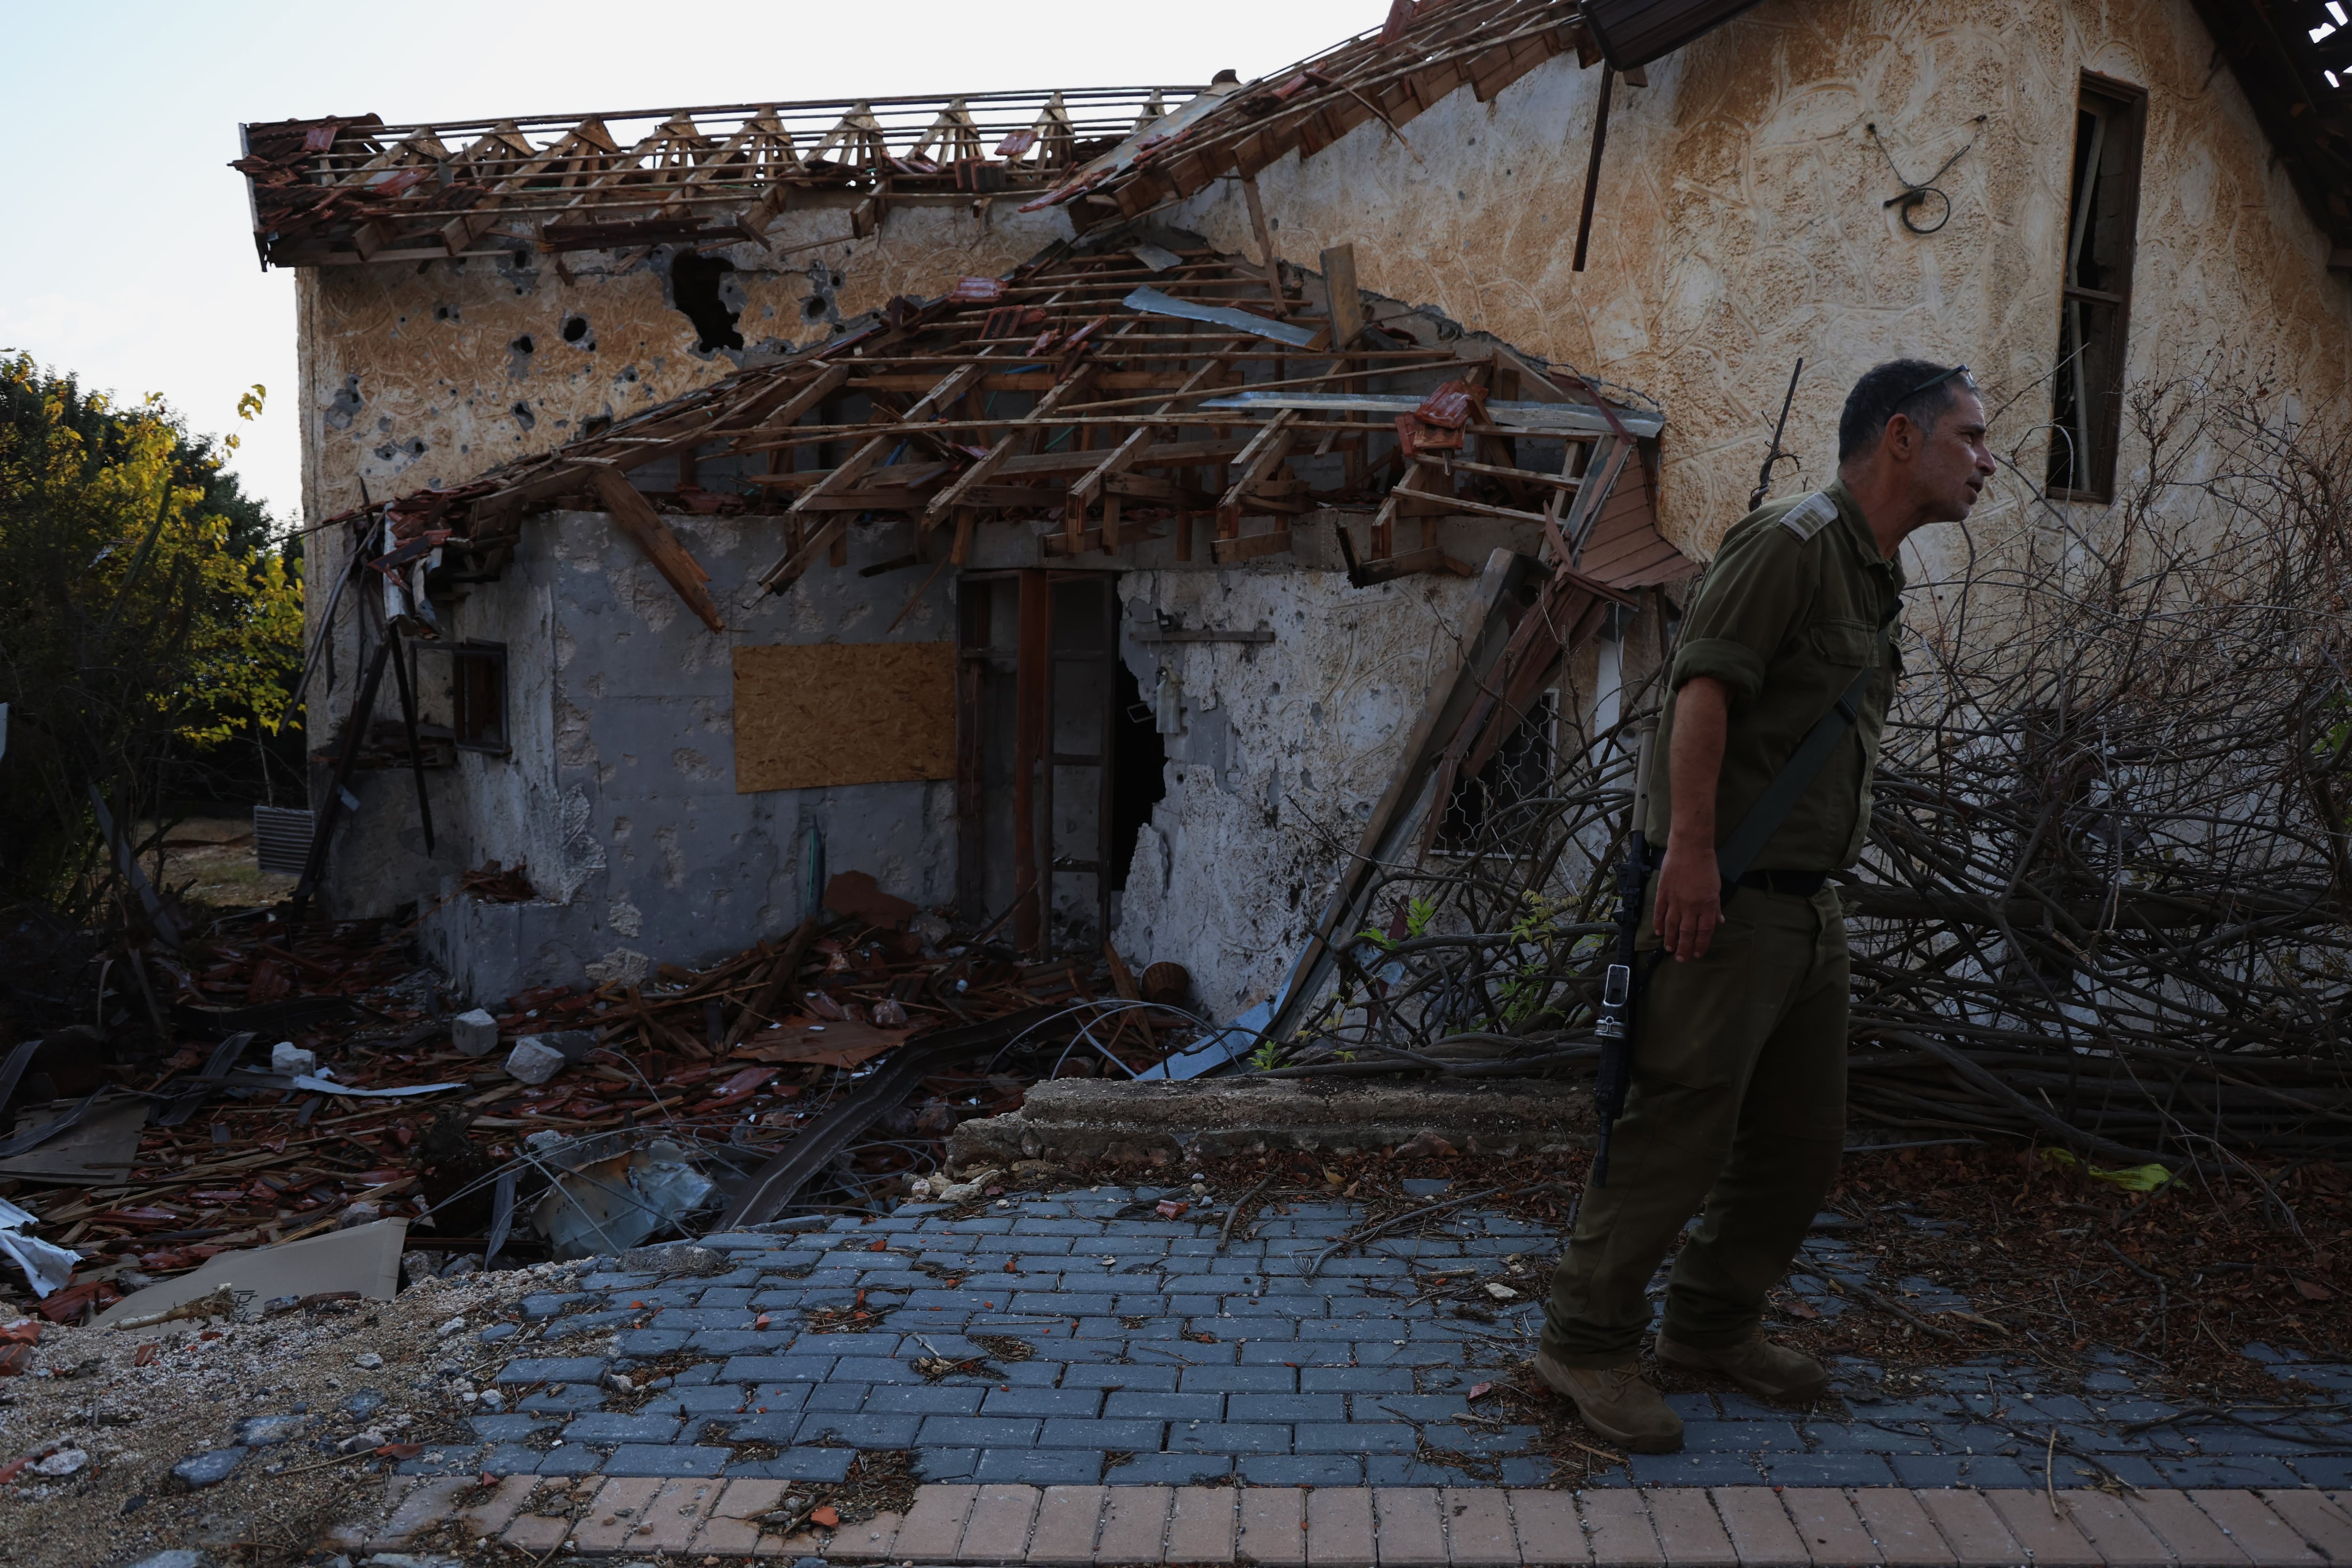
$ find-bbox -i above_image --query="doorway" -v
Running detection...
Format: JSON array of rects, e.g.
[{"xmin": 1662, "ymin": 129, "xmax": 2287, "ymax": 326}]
[{"xmin": 956, "ymin": 570, "xmax": 1166, "ymax": 954}]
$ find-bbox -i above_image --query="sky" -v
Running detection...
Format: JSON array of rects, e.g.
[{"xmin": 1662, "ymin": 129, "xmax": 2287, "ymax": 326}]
[{"xmin": 0, "ymin": 0, "xmax": 1365, "ymax": 531}]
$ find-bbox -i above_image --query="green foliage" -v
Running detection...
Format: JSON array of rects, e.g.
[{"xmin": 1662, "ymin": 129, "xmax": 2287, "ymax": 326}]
[{"xmin": 0, "ymin": 355, "xmax": 303, "ymax": 916}]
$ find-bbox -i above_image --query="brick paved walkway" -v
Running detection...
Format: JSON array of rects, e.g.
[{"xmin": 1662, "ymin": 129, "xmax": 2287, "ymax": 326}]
[
  {"xmin": 362, "ymin": 1476, "xmax": 2352, "ymax": 1562},
  {"xmin": 423, "ymin": 1184, "xmax": 2351, "ymax": 1493}
]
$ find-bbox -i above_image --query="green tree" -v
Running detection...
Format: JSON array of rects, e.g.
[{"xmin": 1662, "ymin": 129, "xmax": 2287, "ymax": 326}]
[{"xmin": 0, "ymin": 353, "xmax": 304, "ymax": 923}]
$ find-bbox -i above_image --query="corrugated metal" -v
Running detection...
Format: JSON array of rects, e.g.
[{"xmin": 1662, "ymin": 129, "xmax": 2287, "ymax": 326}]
[
  {"xmin": 1581, "ymin": 0, "xmax": 1769, "ymax": 69},
  {"xmin": 253, "ymin": 805, "xmax": 316, "ymax": 876}
]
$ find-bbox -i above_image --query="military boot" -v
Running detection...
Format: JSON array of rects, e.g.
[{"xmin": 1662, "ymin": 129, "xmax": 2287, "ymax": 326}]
[
  {"xmin": 1655, "ymin": 1330, "xmax": 1828, "ymax": 1403},
  {"xmin": 1530, "ymin": 1350, "xmax": 1684, "ymax": 1453}
]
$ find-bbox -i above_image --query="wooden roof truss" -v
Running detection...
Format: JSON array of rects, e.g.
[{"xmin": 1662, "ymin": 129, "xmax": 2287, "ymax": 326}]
[
  {"xmin": 235, "ymin": 87, "xmax": 1205, "ymax": 267},
  {"xmin": 355, "ymin": 237, "xmax": 1690, "ymax": 632}
]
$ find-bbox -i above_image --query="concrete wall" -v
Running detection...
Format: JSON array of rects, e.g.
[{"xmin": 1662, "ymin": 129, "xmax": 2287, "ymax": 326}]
[
  {"xmin": 337, "ymin": 506, "xmax": 967, "ymax": 1003},
  {"xmin": 1168, "ymin": 0, "xmax": 2352, "ymax": 564}
]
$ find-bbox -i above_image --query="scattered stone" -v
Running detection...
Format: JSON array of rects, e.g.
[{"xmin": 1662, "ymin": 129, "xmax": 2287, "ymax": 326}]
[
  {"xmin": 32, "ymin": 1447, "xmax": 87, "ymax": 1476},
  {"xmin": 342, "ymin": 1387, "xmax": 386, "ymax": 1418},
  {"xmin": 353, "ymin": 1352, "xmax": 383, "ymax": 1370},
  {"xmin": 435, "ymin": 1316, "xmax": 467, "ymax": 1338},
  {"xmin": 449, "ymin": 1008, "xmax": 501, "ymax": 1057},
  {"xmin": 235, "ymin": 1414, "xmax": 310, "ymax": 1447},
  {"xmin": 170, "ymin": 1447, "xmax": 248, "ymax": 1489},
  {"xmin": 338, "ymin": 1428, "xmax": 389, "ymax": 1455},
  {"xmin": 502, "ymin": 1038, "xmax": 567, "ymax": 1086},
  {"xmin": 125, "ymin": 1551, "xmax": 204, "ymax": 1568},
  {"xmin": 270, "ymin": 1041, "xmax": 318, "ymax": 1076},
  {"xmin": 617, "ymin": 1242, "xmax": 724, "ymax": 1276}
]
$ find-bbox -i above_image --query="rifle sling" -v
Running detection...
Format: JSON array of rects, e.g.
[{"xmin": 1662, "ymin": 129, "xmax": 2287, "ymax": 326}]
[{"xmin": 1712, "ymin": 661, "xmax": 1879, "ymax": 888}]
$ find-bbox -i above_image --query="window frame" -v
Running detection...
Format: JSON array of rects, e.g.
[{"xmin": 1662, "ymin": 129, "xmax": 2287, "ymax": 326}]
[
  {"xmin": 2047, "ymin": 71, "xmax": 2149, "ymax": 505},
  {"xmin": 445, "ymin": 640, "xmax": 510, "ymax": 756}
]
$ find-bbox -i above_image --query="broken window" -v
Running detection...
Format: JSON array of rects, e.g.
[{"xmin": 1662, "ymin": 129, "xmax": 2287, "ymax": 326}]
[
  {"xmin": 448, "ymin": 641, "xmax": 509, "ymax": 754},
  {"xmin": 1436, "ymin": 693, "xmax": 1556, "ymax": 853},
  {"xmin": 2046, "ymin": 75, "xmax": 2145, "ymax": 501}
]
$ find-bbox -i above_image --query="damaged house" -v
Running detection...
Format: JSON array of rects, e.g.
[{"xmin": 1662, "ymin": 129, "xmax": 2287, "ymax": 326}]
[{"xmin": 237, "ymin": 0, "xmax": 2352, "ymax": 1020}]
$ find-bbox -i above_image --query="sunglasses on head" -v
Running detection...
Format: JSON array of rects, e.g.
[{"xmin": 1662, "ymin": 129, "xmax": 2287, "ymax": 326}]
[{"xmin": 1902, "ymin": 363, "xmax": 1975, "ymax": 401}]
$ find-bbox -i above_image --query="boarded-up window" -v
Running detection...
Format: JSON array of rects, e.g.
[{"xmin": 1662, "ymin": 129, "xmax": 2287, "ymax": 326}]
[{"xmin": 732, "ymin": 642, "xmax": 957, "ymax": 793}]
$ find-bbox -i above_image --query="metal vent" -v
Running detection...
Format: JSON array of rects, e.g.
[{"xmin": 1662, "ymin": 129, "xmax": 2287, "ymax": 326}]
[{"xmin": 253, "ymin": 805, "xmax": 316, "ymax": 876}]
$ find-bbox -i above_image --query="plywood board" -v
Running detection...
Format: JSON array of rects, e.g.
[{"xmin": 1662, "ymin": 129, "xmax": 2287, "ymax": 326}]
[{"xmin": 733, "ymin": 641, "xmax": 957, "ymax": 793}]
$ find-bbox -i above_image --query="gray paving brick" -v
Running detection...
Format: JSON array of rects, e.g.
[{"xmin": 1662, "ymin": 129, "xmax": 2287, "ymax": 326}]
[
  {"xmin": 711, "ymin": 1412, "xmax": 805, "ymax": 1443},
  {"xmin": 1009, "ymin": 1292, "xmax": 1118, "ymax": 1314},
  {"xmin": 794, "ymin": 1411, "xmax": 923, "ymax": 1448},
  {"xmin": 1038, "ymin": 1418, "xmax": 1167, "ymax": 1450},
  {"xmin": 1758, "ymin": 1453, "xmax": 1901, "ymax": 1486},
  {"xmin": 496, "ymin": 1357, "xmax": 610, "ymax": 1385},
  {"xmin": 1107, "ymin": 1391, "xmax": 1224, "ymax": 1421},
  {"xmin": 805, "ymin": 1381, "xmax": 872, "ymax": 1412},
  {"xmin": 469, "ymin": 1414, "xmax": 555, "ymax": 1439},
  {"xmin": 560, "ymin": 1412, "xmax": 681, "ymax": 1443},
  {"xmin": 1229, "ymin": 1393, "xmax": 1348, "ymax": 1422},
  {"xmin": 974, "ymin": 1449, "xmax": 1107, "ymax": 1483},
  {"xmin": 535, "ymin": 1445, "xmax": 604, "ymax": 1475},
  {"xmin": 854, "ymin": 1383, "xmax": 981, "ymax": 1416},
  {"xmin": 912, "ymin": 1447, "xmax": 979, "ymax": 1481},
  {"xmin": 600, "ymin": 1444, "xmax": 735, "ymax": 1476},
  {"xmin": 1166, "ymin": 1422, "xmax": 1293, "ymax": 1454},
  {"xmin": 1294, "ymin": 1422, "xmax": 1415, "ymax": 1454},
  {"xmin": 1679, "ymin": 1418, "xmax": 1806, "ymax": 1451},
  {"xmin": 1110, "ymin": 1452, "xmax": 1235, "ymax": 1484},
  {"xmin": 394, "ymin": 1445, "xmax": 486, "ymax": 1476},
  {"xmin": 479, "ymin": 1443, "xmax": 546, "ymax": 1474},
  {"xmin": 1301, "ymin": 1366, "xmax": 1416, "ymax": 1393},
  {"xmin": 720, "ymin": 1355, "xmax": 836, "ymax": 1383},
  {"xmin": 746, "ymin": 1383, "xmax": 814, "ymax": 1409},
  {"xmin": 1242, "ymin": 1454, "xmax": 1367, "ymax": 1486},
  {"xmin": 726, "ymin": 1447, "xmax": 858, "ymax": 1481},
  {"xmin": 1178, "ymin": 1365, "xmax": 1296, "ymax": 1393},
  {"xmin": 979, "ymin": 1386, "xmax": 1103, "ymax": 1418},
  {"xmin": 916, "ymin": 1415, "xmax": 1045, "ymax": 1446},
  {"xmin": 1062, "ymin": 1363, "xmax": 1178, "ymax": 1391}
]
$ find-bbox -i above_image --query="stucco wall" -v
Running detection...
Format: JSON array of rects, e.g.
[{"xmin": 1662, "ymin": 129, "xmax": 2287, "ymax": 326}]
[
  {"xmin": 1170, "ymin": 0, "xmax": 2352, "ymax": 561},
  {"xmin": 292, "ymin": 201, "xmax": 1076, "ymax": 526}
]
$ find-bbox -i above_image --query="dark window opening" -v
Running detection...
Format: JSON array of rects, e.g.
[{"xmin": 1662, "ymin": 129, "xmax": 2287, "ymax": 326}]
[
  {"xmin": 2046, "ymin": 75, "xmax": 2145, "ymax": 502},
  {"xmin": 1436, "ymin": 693, "xmax": 1555, "ymax": 852},
  {"xmin": 1108, "ymin": 656, "xmax": 1168, "ymax": 891},
  {"xmin": 670, "ymin": 253, "xmax": 745, "ymax": 352},
  {"xmin": 450, "ymin": 642, "xmax": 509, "ymax": 754}
]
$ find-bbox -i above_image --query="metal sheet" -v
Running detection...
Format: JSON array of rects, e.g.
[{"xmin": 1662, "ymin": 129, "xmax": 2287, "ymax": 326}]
[{"xmin": 1121, "ymin": 287, "xmax": 1322, "ymax": 348}]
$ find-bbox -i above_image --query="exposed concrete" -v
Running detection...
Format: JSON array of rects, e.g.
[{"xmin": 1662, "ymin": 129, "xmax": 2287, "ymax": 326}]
[{"xmin": 945, "ymin": 1075, "xmax": 1595, "ymax": 1167}]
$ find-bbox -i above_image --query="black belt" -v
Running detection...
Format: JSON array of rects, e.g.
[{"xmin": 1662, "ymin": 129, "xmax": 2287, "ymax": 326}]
[{"xmin": 1735, "ymin": 869, "xmax": 1829, "ymax": 897}]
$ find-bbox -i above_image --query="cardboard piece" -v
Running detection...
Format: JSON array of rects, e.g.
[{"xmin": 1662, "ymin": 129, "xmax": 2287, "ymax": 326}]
[{"xmin": 90, "ymin": 1218, "xmax": 409, "ymax": 1329}]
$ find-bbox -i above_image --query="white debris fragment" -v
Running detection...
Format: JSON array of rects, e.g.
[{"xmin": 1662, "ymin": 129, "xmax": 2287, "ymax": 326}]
[
  {"xmin": 449, "ymin": 1008, "xmax": 501, "ymax": 1056},
  {"xmin": 503, "ymin": 1038, "xmax": 568, "ymax": 1085},
  {"xmin": 270, "ymin": 1040, "xmax": 318, "ymax": 1076}
]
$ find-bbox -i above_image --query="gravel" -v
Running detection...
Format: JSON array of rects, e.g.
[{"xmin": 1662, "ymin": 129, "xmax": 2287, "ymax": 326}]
[{"xmin": 0, "ymin": 1258, "xmax": 588, "ymax": 1567}]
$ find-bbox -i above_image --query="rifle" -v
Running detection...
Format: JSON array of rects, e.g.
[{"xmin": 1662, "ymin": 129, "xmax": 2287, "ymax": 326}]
[
  {"xmin": 1589, "ymin": 721, "xmax": 1659, "ymax": 1186},
  {"xmin": 1749, "ymin": 358, "xmax": 1805, "ymax": 512}
]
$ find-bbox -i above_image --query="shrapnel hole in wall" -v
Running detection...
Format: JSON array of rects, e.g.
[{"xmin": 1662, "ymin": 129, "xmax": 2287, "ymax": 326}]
[{"xmin": 670, "ymin": 252, "xmax": 746, "ymax": 353}]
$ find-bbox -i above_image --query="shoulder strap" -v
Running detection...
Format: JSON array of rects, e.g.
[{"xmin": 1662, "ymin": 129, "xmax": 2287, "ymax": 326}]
[{"xmin": 1713, "ymin": 661, "xmax": 1879, "ymax": 884}]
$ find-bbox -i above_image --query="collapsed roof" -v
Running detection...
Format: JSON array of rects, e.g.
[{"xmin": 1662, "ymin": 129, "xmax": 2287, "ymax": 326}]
[
  {"xmin": 232, "ymin": 87, "xmax": 1199, "ymax": 268},
  {"xmin": 346, "ymin": 230, "xmax": 1690, "ymax": 632},
  {"xmin": 2186, "ymin": 0, "xmax": 2352, "ymax": 258}
]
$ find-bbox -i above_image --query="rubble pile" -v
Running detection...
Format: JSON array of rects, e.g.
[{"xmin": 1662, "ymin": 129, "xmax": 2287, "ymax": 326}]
[{"xmin": 0, "ymin": 875, "xmax": 1200, "ymax": 1327}]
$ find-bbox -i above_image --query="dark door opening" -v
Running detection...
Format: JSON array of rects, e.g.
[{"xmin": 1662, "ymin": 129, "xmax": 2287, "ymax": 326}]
[{"xmin": 956, "ymin": 570, "xmax": 1163, "ymax": 954}]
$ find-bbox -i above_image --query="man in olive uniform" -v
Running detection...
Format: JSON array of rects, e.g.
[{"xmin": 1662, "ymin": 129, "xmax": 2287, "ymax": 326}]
[{"xmin": 1533, "ymin": 361, "xmax": 1995, "ymax": 1453}]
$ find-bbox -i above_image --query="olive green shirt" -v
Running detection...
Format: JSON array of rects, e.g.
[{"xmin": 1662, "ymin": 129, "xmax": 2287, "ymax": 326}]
[{"xmin": 1647, "ymin": 478, "xmax": 1903, "ymax": 871}]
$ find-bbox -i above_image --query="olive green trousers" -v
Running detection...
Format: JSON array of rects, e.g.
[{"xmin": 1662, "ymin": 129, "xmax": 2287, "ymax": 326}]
[{"xmin": 1540, "ymin": 884, "xmax": 1849, "ymax": 1366}]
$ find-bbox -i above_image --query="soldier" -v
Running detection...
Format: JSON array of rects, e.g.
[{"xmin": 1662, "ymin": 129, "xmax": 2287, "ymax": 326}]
[{"xmin": 1532, "ymin": 360, "xmax": 1995, "ymax": 1453}]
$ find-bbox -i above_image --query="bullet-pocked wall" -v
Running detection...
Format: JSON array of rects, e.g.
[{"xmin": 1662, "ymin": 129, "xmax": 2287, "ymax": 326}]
[{"xmin": 1168, "ymin": 0, "xmax": 2352, "ymax": 569}]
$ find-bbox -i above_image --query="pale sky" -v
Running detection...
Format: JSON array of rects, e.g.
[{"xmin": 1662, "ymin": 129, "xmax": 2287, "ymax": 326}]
[{"xmin": 0, "ymin": 1, "xmax": 1363, "ymax": 532}]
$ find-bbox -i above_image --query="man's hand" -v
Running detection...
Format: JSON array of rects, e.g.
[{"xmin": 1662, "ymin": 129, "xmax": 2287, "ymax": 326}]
[
  {"xmin": 1656, "ymin": 676, "xmax": 1731, "ymax": 961},
  {"xmin": 1654, "ymin": 839, "xmax": 1722, "ymax": 961}
]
